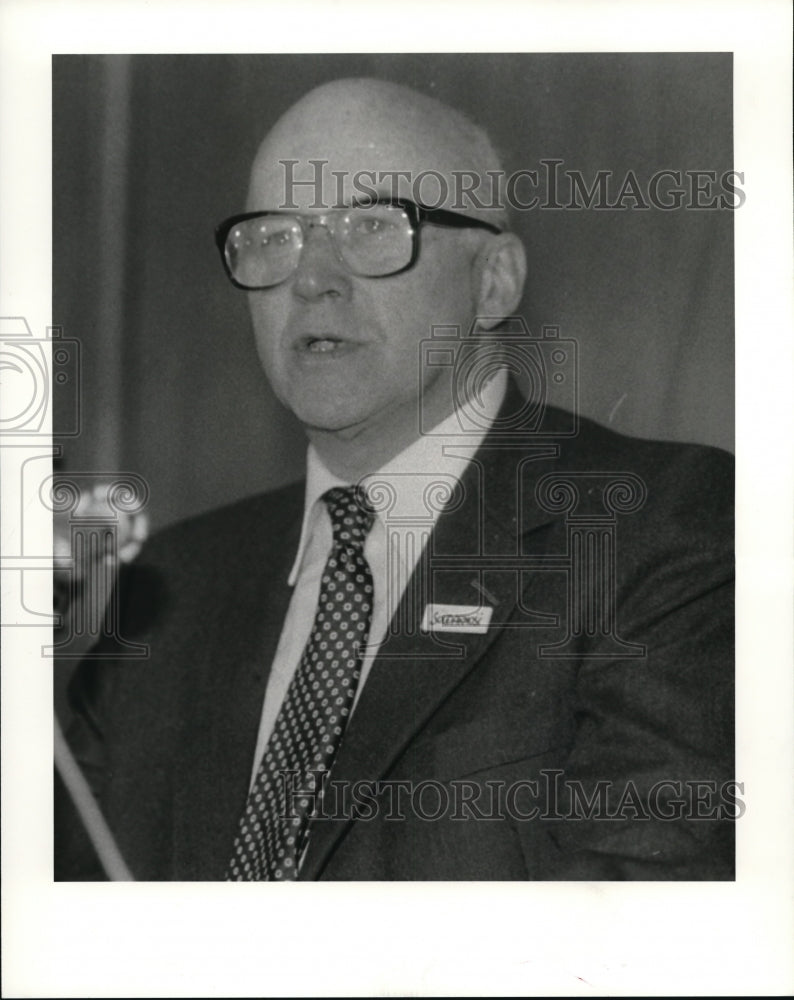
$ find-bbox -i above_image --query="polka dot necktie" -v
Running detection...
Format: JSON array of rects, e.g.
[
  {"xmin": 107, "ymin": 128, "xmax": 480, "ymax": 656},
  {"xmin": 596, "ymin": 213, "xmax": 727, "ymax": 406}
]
[{"xmin": 226, "ymin": 485, "xmax": 375, "ymax": 881}]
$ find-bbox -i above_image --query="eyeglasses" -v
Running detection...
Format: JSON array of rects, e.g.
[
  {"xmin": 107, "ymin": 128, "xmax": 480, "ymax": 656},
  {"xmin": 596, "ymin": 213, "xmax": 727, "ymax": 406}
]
[{"xmin": 214, "ymin": 197, "xmax": 502, "ymax": 290}]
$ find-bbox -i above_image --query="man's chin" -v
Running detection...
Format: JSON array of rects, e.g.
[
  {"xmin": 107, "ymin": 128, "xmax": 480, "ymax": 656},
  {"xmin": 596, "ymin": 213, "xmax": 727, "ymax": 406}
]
[{"xmin": 295, "ymin": 405, "xmax": 371, "ymax": 439}]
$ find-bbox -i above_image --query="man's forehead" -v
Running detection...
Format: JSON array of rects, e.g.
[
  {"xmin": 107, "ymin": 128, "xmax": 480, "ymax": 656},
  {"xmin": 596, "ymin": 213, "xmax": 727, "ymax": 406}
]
[
  {"xmin": 248, "ymin": 149, "xmax": 473, "ymax": 212},
  {"xmin": 246, "ymin": 78, "xmax": 500, "ymax": 213}
]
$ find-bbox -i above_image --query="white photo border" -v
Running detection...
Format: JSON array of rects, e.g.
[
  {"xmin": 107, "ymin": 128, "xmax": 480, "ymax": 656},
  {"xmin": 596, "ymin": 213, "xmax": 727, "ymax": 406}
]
[{"xmin": 1, "ymin": 1, "xmax": 792, "ymax": 996}]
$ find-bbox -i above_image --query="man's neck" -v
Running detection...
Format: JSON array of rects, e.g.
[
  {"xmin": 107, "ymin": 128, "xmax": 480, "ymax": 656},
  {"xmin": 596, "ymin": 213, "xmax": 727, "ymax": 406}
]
[
  {"xmin": 305, "ymin": 367, "xmax": 508, "ymax": 482},
  {"xmin": 305, "ymin": 380, "xmax": 460, "ymax": 481},
  {"xmin": 306, "ymin": 417, "xmax": 429, "ymax": 482}
]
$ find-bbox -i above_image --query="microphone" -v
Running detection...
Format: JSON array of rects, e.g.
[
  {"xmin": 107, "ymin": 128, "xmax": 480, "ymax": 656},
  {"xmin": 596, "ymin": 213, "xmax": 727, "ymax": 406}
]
[{"xmin": 54, "ymin": 713, "xmax": 134, "ymax": 881}]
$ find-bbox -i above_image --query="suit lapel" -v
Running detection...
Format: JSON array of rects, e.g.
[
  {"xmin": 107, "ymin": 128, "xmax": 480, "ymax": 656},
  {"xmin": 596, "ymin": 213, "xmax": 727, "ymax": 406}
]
[
  {"xmin": 172, "ymin": 495, "xmax": 302, "ymax": 879},
  {"xmin": 301, "ymin": 383, "xmax": 564, "ymax": 879}
]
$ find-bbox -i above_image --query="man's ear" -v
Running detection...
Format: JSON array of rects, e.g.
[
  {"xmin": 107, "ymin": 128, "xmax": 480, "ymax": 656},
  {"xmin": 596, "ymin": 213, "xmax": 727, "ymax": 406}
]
[{"xmin": 473, "ymin": 232, "xmax": 527, "ymax": 330}]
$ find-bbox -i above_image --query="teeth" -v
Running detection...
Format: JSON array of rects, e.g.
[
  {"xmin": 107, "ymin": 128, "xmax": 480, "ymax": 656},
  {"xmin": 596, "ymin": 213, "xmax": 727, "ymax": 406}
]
[{"xmin": 308, "ymin": 339, "xmax": 339, "ymax": 353}]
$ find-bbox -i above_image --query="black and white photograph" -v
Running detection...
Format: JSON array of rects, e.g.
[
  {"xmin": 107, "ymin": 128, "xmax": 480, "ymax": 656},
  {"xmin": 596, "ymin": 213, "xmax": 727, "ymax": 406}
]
[
  {"xmin": 1, "ymin": 1, "xmax": 792, "ymax": 996},
  {"xmin": 52, "ymin": 51, "xmax": 737, "ymax": 883}
]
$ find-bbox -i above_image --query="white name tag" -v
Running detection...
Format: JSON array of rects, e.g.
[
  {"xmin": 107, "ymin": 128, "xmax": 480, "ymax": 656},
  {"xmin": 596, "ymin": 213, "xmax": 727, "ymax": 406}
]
[{"xmin": 420, "ymin": 604, "xmax": 493, "ymax": 634}]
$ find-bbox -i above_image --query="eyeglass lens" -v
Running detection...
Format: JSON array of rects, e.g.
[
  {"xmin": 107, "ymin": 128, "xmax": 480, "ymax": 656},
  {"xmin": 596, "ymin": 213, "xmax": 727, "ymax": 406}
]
[{"xmin": 224, "ymin": 204, "xmax": 415, "ymax": 288}]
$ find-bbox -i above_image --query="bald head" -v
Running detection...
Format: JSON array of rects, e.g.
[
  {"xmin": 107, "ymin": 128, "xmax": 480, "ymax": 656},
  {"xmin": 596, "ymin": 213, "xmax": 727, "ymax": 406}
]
[{"xmin": 248, "ymin": 77, "xmax": 508, "ymax": 228}]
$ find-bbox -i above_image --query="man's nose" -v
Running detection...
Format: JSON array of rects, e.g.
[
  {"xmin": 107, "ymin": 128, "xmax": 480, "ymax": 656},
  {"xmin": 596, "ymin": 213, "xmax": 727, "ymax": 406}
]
[{"xmin": 291, "ymin": 223, "xmax": 351, "ymax": 300}]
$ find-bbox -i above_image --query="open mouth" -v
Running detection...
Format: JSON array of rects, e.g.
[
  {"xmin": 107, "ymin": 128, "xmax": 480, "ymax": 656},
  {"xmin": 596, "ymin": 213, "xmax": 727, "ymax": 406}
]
[
  {"xmin": 298, "ymin": 335, "xmax": 354, "ymax": 354},
  {"xmin": 308, "ymin": 337, "xmax": 341, "ymax": 353}
]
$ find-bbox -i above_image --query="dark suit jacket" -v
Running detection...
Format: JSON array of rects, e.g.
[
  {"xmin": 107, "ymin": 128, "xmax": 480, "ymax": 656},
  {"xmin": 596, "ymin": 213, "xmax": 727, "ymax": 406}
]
[{"xmin": 56, "ymin": 389, "xmax": 734, "ymax": 880}]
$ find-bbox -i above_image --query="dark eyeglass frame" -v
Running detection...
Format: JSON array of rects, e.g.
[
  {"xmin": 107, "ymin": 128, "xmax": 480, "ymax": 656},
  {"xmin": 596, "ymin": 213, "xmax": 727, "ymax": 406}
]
[{"xmin": 214, "ymin": 196, "xmax": 503, "ymax": 290}]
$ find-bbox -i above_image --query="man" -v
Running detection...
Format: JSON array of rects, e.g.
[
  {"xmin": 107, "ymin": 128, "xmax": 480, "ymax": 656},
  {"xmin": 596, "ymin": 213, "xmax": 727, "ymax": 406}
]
[{"xmin": 56, "ymin": 77, "xmax": 734, "ymax": 881}]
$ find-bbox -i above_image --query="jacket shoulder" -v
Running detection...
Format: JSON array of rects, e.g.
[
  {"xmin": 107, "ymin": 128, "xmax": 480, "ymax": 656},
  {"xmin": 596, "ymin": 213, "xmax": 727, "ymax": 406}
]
[
  {"xmin": 546, "ymin": 408, "xmax": 734, "ymax": 512},
  {"xmin": 137, "ymin": 479, "xmax": 305, "ymax": 567},
  {"xmin": 549, "ymin": 406, "xmax": 732, "ymax": 475}
]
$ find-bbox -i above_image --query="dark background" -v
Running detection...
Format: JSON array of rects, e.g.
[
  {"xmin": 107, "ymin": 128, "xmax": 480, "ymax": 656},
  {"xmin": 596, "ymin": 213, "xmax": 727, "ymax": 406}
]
[{"xmin": 53, "ymin": 53, "xmax": 734, "ymax": 532}]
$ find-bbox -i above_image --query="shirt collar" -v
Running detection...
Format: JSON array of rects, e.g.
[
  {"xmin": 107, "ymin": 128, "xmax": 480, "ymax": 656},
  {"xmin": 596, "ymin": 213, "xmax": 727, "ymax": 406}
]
[{"xmin": 288, "ymin": 367, "xmax": 508, "ymax": 585}]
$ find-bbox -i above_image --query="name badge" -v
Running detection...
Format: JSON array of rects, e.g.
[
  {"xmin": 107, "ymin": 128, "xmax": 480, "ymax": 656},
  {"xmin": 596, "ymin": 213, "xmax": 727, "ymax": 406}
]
[{"xmin": 420, "ymin": 604, "xmax": 493, "ymax": 634}]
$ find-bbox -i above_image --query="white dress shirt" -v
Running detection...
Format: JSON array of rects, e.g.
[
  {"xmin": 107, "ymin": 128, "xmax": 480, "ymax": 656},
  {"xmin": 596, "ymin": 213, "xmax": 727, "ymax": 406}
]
[{"xmin": 250, "ymin": 368, "xmax": 508, "ymax": 785}]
